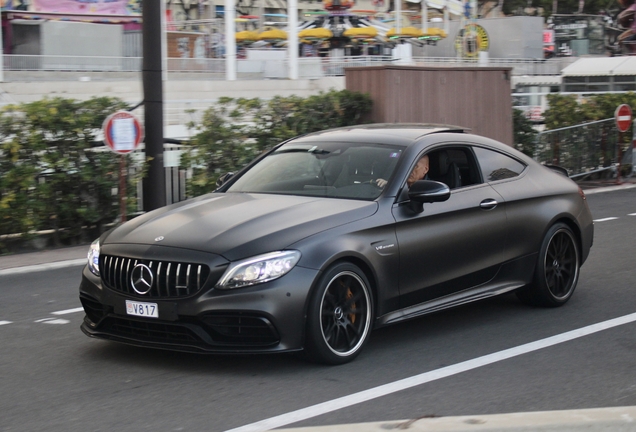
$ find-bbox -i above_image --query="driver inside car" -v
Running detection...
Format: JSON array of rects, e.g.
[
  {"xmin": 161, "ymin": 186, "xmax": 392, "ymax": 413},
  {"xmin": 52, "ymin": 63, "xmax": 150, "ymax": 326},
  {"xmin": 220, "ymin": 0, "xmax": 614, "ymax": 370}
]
[{"xmin": 374, "ymin": 154, "xmax": 429, "ymax": 188}]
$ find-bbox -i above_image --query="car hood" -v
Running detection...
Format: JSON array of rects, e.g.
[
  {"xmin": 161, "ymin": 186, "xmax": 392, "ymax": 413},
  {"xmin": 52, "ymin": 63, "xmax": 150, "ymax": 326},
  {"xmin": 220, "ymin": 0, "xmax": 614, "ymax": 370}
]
[{"xmin": 104, "ymin": 192, "xmax": 378, "ymax": 261}]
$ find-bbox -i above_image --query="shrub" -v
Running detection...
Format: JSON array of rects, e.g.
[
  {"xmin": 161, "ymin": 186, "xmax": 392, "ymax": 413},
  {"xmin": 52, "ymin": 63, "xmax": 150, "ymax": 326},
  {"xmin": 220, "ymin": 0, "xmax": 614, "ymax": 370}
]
[{"xmin": 0, "ymin": 97, "xmax": 132, "ymax": 246}]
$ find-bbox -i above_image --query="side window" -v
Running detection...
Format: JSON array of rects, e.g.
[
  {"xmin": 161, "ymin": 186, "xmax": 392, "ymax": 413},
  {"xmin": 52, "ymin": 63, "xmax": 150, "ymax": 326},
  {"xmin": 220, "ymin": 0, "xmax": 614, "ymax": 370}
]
[
  {"xmin": 473, "ymin": 147, "xmax": 526, "ymax": 182},
  {"xmin": 427, "ymin": 146, "xmax": 482, "ymax": 189}
]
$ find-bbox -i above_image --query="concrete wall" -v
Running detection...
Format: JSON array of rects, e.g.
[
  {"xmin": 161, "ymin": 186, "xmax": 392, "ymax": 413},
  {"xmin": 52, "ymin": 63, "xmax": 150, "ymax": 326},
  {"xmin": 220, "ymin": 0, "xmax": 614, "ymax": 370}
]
[
  {"xmin": 41, "ymin": 21, "xmax": 123, "ymax": 57},
  {"xmin": 416, "ymin": 16, "xmax": 544, "ymax": 59},
  {"xmin": 0, "ymin": 73, "xmax": 346, "ymax": 105}
]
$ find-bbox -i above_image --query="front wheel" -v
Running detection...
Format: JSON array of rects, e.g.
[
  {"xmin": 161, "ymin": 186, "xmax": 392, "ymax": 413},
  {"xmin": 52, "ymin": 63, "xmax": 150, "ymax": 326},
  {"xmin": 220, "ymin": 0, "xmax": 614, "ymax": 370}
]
[
  {"xmin": 304, "ymin": 263, "xmax": 374, "ymax": 365},
  {"xmin": 517, "ymin": 223, "xmax": 580, "ymax": 307}
]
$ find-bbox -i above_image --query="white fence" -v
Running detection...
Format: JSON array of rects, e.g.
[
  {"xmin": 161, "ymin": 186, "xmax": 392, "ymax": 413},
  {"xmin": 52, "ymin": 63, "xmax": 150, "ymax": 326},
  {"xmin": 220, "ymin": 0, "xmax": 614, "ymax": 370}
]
[{"xmin": 3, "ymin": 54, "xmax": 567, "ymax": 78}]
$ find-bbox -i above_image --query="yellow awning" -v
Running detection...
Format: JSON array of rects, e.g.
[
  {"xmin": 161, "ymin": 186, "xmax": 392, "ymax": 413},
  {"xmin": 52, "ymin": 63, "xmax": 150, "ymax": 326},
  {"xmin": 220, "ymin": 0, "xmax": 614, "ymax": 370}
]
[
  {"xmin": 343, "ymin": 27, "xmax": 378, "ymax": 38},
  {"xmin": 423, "ymin": 27, "xmax": 447, "ymax": 38},
  {"xmin": 298, "ymin": 28, "xmax": 334, "ymax": 40},
  {"xmin": 236, "ymin": 30, "xmax": 260, "ymax": 42},
  {"xmin": 386, "ymin": 26, "xmax": 423, "ymax": 38},
  {"xmin": 258, "ymin": 28, "xmax": 288, "ymax": 41}
]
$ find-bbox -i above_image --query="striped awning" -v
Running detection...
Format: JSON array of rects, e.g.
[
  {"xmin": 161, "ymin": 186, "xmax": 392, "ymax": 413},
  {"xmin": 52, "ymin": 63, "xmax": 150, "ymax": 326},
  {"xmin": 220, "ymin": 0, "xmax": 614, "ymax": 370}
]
[{"xmin": 561, "ymin": 57, "xmax": 636, "ymax": 77}]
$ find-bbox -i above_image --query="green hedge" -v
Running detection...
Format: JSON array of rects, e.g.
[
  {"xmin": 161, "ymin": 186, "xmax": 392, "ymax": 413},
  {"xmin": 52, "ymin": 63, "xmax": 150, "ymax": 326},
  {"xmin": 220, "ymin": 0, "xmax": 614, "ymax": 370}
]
[
  {"xmin": 0, "ymin": 97, "xmax": 132, "ymax": 246},
  {"xmin": 182, "ymin": 89, "xmax": 373, "ymax": 197},
  {"xmin": 0, "ymin": 90, "xmax": 373, "ymax": 249}
]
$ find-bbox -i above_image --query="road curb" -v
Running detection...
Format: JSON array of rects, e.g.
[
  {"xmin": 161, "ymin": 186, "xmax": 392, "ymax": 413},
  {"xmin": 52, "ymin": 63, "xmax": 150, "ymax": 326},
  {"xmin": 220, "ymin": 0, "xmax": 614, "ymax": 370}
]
[
  {"xmin": 0, "ymin": 258, "xmax": 86, "ymax": 276},
  {"xmin": 280, "ymin": 406, "xmax": 636, "ymax": 431},
  {"xmin": 583, "ymin": 183, "xmax": 636, "ymax": 195}
]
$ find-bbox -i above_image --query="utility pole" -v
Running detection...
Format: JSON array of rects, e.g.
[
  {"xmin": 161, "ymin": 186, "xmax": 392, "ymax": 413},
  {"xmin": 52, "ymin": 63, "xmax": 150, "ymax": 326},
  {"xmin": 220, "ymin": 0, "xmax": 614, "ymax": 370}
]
[{"xmin": 142, "ymin": 0, "xmax": 166, "ymax": 211}]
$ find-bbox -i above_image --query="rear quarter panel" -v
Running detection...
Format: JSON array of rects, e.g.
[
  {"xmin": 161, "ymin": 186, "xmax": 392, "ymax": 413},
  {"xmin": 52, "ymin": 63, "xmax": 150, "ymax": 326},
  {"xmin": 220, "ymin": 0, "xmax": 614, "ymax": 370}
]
[{"xmin": 487, "ymin": 164, "xmax": 589, "ymax": 263}]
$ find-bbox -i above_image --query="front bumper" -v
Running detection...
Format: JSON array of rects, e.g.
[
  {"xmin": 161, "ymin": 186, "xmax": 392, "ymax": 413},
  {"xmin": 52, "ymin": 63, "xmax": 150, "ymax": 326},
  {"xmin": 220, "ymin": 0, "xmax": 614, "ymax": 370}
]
[{"xmin": 79, "ymin": 264, "xmax": 319, "ymax": 354}]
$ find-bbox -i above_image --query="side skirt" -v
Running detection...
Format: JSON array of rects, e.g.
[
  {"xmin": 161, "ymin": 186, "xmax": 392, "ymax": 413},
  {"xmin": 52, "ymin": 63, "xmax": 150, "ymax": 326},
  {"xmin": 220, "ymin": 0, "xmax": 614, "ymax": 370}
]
[{"xmin": 376, "ymin": 253, "xmax": 536, "ymax": 327}]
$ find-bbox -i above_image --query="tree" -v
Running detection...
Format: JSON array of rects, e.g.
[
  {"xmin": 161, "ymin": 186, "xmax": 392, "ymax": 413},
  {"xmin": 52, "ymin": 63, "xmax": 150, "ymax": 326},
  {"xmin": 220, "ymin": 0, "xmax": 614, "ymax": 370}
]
[{"xmin": 513, "ymin": 108, "xmax": 538, "ymax": 157}]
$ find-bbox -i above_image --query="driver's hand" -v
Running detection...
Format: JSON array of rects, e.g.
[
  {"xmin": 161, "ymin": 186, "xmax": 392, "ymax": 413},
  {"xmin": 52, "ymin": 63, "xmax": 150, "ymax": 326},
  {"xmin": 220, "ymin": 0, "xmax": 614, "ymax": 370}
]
[{"xmin": 375, "ymin": 178, "xmax": 387, "ymax": 187}]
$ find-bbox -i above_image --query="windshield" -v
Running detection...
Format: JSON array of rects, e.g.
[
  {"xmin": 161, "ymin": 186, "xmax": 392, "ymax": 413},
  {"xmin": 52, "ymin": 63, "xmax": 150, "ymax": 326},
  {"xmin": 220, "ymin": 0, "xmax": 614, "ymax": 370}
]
[{"xmin": 227, "ymin": 142, "xmax": 404, "ymax": 200}]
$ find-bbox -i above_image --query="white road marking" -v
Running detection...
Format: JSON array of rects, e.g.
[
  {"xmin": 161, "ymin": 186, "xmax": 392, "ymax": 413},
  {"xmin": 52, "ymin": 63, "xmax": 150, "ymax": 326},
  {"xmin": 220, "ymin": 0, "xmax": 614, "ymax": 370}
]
[
  {"xmin": 52, "ymin": 307, "xmax": 84, "ymax": 315},
  {"xmin": 0, "ymin": 321, "xmax": 12, "ymax": 326},
  {"xmin": 225, "ymin": 312, "xmax": 636, "ymax": 432},
  {"xmin": 629, "ymin": 213, "xmax": 636, "ymax": 216},
  {"xmin": 594, "ymin": 217, "xmax": 619, "ymax": 222},
  {"xmin": 35, "ymin": 318, "xmax": 70, "ymax": 325},
  {"xmin": 43, "ymin": 319, "xmax": 71, "ymax": 325}
]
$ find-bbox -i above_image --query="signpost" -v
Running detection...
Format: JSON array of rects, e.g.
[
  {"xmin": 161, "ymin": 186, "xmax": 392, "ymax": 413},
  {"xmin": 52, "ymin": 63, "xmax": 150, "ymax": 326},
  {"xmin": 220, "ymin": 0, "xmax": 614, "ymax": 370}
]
[
  {"xmin": 615, "ymin": 104, "xmax": 632, "ymax": 184},
  {"xmin": 102, "ymin": 111, "xmax": 144, "ymax": 222},
  {"xmin": 616, "ymin": 104, "xmax": 632, "ymax": 133}
]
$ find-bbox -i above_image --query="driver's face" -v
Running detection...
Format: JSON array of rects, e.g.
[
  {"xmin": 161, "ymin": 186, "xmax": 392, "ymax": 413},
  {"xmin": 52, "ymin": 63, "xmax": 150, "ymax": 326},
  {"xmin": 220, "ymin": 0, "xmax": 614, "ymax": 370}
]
[{"xmin": 407, "ymin": 155, "xmax": 429, "ymax": 186}]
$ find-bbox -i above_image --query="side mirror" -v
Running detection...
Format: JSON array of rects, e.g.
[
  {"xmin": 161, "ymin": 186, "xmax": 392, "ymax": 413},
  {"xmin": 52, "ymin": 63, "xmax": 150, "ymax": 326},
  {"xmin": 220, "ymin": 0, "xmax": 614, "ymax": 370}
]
[
  {"xmin": 407, "ymin": 180, "xmax": 451, "ymax": 213},
  {"xmin": 216, "ymin": 172, "xmax": 235, "ymax": 187}
]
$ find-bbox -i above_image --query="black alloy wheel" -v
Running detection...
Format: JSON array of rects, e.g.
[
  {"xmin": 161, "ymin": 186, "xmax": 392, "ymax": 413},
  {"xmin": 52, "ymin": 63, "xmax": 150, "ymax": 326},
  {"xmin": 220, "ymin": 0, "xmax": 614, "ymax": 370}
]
[
  {"xmin": 517, "ymin": 222, "xmax": 580, "ymax": 307},
  {"xmin": 305, "ymin": 262, "xmax": 373, "ymax": 365}
]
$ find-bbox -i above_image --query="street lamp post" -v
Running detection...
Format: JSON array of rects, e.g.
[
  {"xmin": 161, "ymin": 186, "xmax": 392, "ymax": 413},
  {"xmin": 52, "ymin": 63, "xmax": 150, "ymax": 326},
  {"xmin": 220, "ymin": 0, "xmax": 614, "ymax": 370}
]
[{"xmin": 142, "ymin": 0, "xmax": 166, "ymax": 211}]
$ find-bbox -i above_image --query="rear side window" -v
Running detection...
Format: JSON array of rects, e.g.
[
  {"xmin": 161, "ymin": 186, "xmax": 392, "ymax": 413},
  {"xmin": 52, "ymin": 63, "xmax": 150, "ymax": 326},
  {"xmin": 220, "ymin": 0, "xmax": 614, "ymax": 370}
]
[{"xmin": 473, "ymin": 147, "xmax": 526, "ymax": 182}]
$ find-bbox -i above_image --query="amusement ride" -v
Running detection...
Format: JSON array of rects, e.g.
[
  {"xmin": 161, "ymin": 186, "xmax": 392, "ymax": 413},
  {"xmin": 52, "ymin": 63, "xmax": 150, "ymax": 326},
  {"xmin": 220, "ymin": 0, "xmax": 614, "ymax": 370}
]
[{"xmin": 232, "ymin": 0, "xmax": 471, "ymax": 57}]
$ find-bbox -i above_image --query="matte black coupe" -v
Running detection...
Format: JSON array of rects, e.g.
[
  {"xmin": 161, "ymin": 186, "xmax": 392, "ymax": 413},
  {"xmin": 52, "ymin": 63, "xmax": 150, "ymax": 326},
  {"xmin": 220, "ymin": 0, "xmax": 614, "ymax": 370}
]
[{"xmin": 79, "ymin": 124, "xmax": 594, "ymax": 364}]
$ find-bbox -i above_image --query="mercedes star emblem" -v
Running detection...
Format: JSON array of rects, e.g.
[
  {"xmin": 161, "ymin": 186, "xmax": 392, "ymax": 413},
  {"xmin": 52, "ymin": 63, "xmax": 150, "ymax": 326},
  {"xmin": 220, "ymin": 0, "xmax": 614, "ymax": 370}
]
[
  {"xmin": 130, "ymin": 263, "xmax": 154, "ymax": 295},
  {"xmin": 155, "ymin": 236, "xmax": 164, "ymax": 242}
]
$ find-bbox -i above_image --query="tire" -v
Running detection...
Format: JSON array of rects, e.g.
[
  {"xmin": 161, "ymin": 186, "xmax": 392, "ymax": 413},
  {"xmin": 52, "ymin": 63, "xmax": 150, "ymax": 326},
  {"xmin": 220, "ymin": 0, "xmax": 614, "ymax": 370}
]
[
  {"xmin": 304, "ymin": 262, "xmax": 374, "ymax": 365},
  {"xmin": 517, "ymin": 223, "xmax": 580, "ymax": 307}
]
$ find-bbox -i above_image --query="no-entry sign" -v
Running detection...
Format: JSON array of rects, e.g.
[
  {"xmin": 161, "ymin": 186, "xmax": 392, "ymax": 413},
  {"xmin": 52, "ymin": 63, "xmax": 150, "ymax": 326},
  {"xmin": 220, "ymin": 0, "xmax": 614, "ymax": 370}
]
[
  {"xmin": 102, "ymin": 111, "xmax": 144, "ymax": 154},
  {"xmin": 615, "ymin": 104, "xmax": 632, "ymax": 133}
]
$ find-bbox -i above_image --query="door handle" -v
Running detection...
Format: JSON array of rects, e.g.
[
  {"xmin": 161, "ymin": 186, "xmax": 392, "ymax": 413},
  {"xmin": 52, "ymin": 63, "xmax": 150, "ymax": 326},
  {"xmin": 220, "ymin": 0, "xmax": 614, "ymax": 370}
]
[{"xmin": 480, "ymin": 198, "xmax": 498, "ymax": 210}]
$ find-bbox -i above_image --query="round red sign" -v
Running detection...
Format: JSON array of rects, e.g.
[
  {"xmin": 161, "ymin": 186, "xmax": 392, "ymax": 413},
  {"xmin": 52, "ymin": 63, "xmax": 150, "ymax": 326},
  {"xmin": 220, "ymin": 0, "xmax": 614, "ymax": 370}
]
[
  {"xmin": 615, "ymin": 104, "xmax": 632, "ymax": 133},
  {"xmin": 102, "ymin": 111, "xmax": 144, "ymax": 154}
]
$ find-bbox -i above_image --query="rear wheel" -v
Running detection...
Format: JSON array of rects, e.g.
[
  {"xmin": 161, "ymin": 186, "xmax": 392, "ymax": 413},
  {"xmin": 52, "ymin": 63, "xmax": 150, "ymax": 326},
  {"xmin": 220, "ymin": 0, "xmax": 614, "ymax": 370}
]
[
  {"xmin": 305, "ymin": 263, "xmax": 373, "ymax": 365},
  {"xmin": 517, "ymin": 223, "xmax": 580, "ymax": 307}
]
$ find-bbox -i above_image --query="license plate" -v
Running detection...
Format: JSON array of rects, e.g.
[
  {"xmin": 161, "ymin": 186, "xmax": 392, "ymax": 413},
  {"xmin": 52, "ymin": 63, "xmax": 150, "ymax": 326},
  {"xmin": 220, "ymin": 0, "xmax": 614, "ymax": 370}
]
[{"xmin": 125, "ymin": 300, "xmax": 159, "ymax": 318}]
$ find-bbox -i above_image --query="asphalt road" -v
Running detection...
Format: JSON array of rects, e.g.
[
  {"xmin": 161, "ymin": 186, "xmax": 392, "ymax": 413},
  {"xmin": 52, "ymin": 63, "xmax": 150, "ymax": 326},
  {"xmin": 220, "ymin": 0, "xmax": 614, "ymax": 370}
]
[{"xmin": 1, "ymin": 188, "xmax": 636, "ymax": 432}]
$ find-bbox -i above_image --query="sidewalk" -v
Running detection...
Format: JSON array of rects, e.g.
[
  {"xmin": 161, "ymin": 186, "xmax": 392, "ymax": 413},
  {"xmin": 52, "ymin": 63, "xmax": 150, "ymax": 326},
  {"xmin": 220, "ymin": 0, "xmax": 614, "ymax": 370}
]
[
  {"xmin": 280, "ymin": 406, "xmax": 636, "ymax": 431},
  {"xmin": 0, "ymin": 244, "xmax": 88, "ymax": 275}
]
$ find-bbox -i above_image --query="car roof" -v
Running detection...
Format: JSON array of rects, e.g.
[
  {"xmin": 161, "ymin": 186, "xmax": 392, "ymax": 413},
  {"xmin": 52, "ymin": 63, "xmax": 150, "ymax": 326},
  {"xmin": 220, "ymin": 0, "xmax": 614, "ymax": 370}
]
[{"xmin": 292, "ymin": 123, "xmax": 469, "ymax": 147}]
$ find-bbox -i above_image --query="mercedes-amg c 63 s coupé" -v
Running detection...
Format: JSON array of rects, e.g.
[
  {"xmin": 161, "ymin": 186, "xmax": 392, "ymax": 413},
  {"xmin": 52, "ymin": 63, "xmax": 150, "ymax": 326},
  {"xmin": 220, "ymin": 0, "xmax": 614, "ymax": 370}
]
[{"xmin": 79, "ymin": 124, "xmax": 594, "ymax": 364}]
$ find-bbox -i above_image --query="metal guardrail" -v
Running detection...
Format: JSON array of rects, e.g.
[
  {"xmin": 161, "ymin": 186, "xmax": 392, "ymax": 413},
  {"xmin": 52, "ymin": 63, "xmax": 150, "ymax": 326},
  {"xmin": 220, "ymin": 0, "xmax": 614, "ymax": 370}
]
[
  {"xmin": 534, "ymin": 118, "xmax": 622, "ymax": 178},
  {"xmin": 128, "ymin": 143, "xmax": 190, "ymax": 208},
  {"xmin": 2, "ymin": 54, "xmax": 569, "ymax": 78}
]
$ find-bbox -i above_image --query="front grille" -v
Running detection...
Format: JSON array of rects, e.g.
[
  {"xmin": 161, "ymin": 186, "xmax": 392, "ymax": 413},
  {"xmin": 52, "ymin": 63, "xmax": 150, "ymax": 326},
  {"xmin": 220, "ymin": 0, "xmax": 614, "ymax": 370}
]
[
  {"xmin": 100, "ymin": 255, "xmax": 211, "ymax": 299},
  {"xmin": 102, "ymin": 317, "xmax": 201, "ymax": 344},
  {"xmin": 98, "ymin": 314, "xmax": 280, "ymax": 348}
]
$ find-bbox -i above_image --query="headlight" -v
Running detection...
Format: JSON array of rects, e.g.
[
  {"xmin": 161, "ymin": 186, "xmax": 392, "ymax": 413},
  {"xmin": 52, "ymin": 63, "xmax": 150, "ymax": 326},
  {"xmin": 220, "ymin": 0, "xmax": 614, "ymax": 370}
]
[
  {"xmin": 87, "ymin": 238, "xmax": 100, "ymax": 276},
  {"xmin": 216, "ymin": 250, "xmax": 301, "ymax": 290}
]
